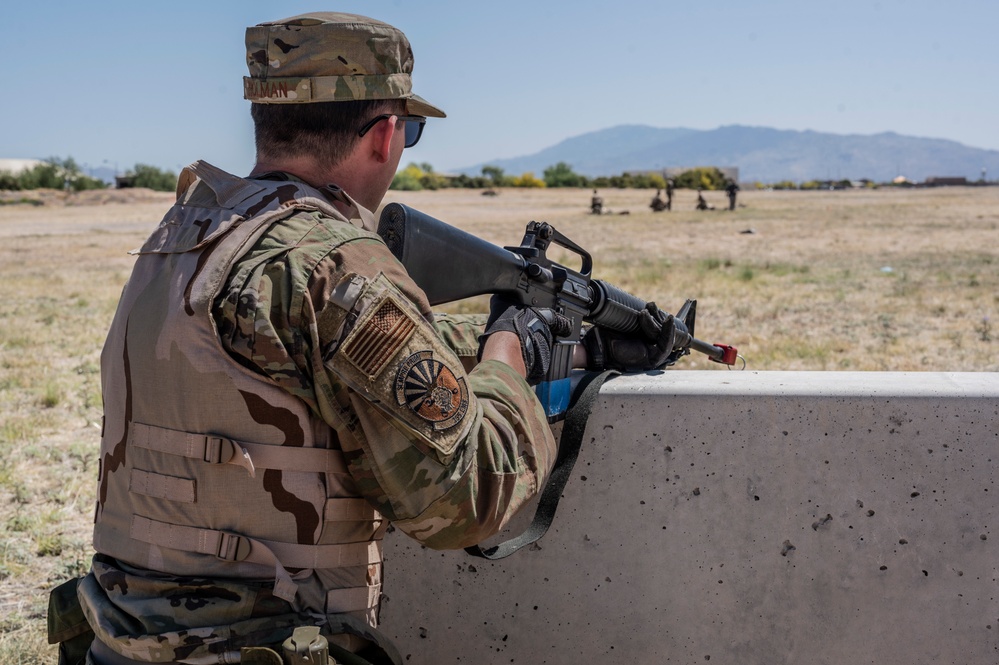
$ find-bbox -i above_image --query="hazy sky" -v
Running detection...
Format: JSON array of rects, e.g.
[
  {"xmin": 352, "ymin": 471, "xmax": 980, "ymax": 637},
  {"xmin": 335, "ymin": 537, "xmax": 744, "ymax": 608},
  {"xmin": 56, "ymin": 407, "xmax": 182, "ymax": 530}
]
[{"xmin": 3, "ymin": 0, "xmax": 996, "ymax": 176}]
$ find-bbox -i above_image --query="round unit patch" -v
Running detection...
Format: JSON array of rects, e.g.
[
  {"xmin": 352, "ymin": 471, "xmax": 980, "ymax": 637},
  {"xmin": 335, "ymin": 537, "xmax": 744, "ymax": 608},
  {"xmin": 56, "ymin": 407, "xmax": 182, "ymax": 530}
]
[{"xmin": 394, "ymin": 351, "xmax": 469, "ymax": 431}]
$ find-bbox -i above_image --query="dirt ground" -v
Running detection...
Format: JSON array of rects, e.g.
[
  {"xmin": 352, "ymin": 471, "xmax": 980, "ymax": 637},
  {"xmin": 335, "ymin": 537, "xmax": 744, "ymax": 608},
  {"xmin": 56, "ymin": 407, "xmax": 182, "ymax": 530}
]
[
  {"xmin": 0, "ymin": 184, "xmax": 996, "ymax": 661},
  {"xmin": 1, "ymin": 184, "xmax": 996, "ymax": 370}
]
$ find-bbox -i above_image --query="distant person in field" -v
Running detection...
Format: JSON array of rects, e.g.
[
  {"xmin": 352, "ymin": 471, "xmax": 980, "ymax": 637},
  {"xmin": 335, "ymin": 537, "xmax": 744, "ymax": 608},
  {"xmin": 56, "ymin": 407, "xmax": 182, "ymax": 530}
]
[
  {"xmin": 726, "ymin": 180, "xmax": 740, "ymax": 210},
  {"xmin": 591, "ymin": 189, "xmax": 604, "ymax": 214},
  {"xmin": 650, "ymin": 188, "xmax": 668, "ymax": 212},
  {"xmin": 665, "ymin": 178, "xmax": 674, "ymax": 210},
  {"xmin": 696, "ymin": 187, "xmax": 713, "ymax": 210}
]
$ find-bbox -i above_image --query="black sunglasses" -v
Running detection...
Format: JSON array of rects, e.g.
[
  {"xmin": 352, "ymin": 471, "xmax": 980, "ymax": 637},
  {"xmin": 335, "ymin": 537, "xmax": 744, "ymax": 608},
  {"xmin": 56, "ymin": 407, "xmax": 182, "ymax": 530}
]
[{"xmin": 358, "ymin": 114, "xmax": 426, "ymax": 148}]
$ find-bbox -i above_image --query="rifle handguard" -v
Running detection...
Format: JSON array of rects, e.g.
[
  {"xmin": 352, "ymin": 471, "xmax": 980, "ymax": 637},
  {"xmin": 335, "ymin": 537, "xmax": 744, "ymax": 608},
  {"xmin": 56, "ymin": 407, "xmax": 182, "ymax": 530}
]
[{"xmin": 587, "ymin": 280, "xmax": 645, "ymax": 334}]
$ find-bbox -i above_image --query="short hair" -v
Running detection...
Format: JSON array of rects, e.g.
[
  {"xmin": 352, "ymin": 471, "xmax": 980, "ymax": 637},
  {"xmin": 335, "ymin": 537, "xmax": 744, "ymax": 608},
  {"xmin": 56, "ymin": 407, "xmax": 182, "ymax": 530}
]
[{"xmin": 250, "ymin": 99, "xmax": 404, "ymax": 167}]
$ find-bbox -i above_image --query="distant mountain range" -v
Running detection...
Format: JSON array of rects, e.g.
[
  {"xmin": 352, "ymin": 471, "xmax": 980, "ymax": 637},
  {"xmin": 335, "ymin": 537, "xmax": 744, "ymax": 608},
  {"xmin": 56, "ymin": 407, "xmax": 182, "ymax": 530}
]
[{"xmin": 458, "ymin": 125, "xmax": 999, "ymax": 183}]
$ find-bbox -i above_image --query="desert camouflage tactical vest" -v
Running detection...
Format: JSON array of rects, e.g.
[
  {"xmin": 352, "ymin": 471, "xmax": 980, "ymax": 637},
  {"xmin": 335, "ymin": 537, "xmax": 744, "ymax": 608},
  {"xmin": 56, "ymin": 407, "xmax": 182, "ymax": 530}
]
[{"xmin": 93, "ymin": 161, "xmax": 385, "ymax": 623}]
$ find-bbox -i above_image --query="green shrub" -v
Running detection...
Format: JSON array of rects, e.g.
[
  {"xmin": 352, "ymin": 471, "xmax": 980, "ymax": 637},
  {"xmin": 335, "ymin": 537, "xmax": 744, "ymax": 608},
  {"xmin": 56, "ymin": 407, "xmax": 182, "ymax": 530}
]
[
  {"xmin": 19, "ymin": 162, "xmax": 64, "ymax": 190},
  {"xmin": 481, "ymin": 165, "xmax": 513, "ymax": 188},
  {"xmin": 449, "ymin": 173, "xmax": 492, "ymax": 188},
  {"xmin": 391, "ymin": 163, "xmax": 424, "ymax": 190},
  {"xmin": 127, "ymin": 164, "xmax": 177, "ymax": 192},
  {"xmin": 1, "ymin": 157, "xmax": 108, "ymax": 191},
  {"xmin": 512, "ymin": 172, "xmax": 545, "ymax": 188},
  {"xmin": 0, "ymin": 171, "xmax": 23, "ymax": 190},
  {"xmin": 71, "ymin": 174, "xmax": 108, "ymax": 191},
  {"xmin": 626, "ymin": 172, "xmax": 661, "ymax": 189},
  {"xmin": 770, "ymin": 180, "xmax": 798, "ymax": 190},
  {"xmin": 418, "ymin": 169, "xmax": 448, "ymax": 191},
  {"xmin": 673, "ymin": 167, "xmax": 728, "ymax": 190},
  {"xmin": 543, "ymin": 162, "xmax": 588, "ymax": 188}
]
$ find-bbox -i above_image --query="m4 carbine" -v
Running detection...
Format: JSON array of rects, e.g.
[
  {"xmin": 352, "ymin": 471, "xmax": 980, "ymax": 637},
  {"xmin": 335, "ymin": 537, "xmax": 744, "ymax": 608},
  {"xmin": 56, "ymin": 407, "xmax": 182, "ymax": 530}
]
[{"xmin": 377, "ymin": 203, "xmax": 738, "ymax": 421}]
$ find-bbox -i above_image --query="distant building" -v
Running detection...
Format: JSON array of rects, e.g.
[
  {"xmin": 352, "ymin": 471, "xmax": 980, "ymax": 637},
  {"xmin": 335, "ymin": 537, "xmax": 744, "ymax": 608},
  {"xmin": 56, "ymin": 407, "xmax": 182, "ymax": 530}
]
[
  {"xmin": 0, "ymin": 158, "xmax": 44, "ymax": 174},
  {"xmin": 115, "ymin": 175, "xmax": 135, "ymax": 189},
  {"xmin": 923, "ymin": 176, "xmax": 968, "ymax": 186}
]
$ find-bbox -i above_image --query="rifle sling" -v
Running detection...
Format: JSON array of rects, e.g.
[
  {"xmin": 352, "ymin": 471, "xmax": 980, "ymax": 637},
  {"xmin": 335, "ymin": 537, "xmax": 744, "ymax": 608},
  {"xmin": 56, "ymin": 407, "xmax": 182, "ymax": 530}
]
[{"xmin": 465, "ymin": 370, "xmax": 618, "ymax": 560}]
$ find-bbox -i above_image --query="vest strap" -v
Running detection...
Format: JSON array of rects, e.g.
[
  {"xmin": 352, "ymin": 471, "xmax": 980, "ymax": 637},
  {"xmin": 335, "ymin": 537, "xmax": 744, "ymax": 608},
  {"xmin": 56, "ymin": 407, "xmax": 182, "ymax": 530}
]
[
  {"xmin": 130, "ymin": 422, "xmax": 348, "ymax": 476},
  {"xmin": 130, "ymin": 515, "xmax": 383, "ymax": 569},
  {"xmin": 323, "ymin": 498, "xmax": 381, "ymax": 523},
  {"xmin": 326, "ymin": 584, "xmax": 382, "ymax": 614},
  {"xmin": 128, "ymin": 469, "xmax": 196, "ymax": 503},
  {"xmin": 320, "ymin": 499, "xmax": 388, "ymax": 543},
  {"xmin": 325, "ymin": 583, "xmax": 382, "ymax": 614}
]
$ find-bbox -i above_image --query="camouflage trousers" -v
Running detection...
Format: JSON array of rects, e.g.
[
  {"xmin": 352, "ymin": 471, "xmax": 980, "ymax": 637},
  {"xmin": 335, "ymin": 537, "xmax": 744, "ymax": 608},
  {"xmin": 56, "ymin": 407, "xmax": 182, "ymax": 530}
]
[{"xmin": 71, "ymin": 555, "xmax": 399, "ymax": 664}]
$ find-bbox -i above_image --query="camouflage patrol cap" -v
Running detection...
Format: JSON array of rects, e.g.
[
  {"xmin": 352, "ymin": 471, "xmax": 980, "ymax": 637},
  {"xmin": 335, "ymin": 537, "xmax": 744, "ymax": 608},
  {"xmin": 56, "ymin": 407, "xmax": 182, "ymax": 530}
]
[{"xmin": 243, "ymin": 12, "xmax": 445, "ymax": 118}]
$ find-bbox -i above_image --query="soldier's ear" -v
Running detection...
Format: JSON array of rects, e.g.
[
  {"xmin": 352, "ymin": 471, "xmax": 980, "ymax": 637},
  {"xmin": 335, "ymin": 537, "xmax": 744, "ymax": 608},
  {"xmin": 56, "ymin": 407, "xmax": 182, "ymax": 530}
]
[{"xmin": 366, "ymin": 115, "xmax": 398, "ymax": 164}]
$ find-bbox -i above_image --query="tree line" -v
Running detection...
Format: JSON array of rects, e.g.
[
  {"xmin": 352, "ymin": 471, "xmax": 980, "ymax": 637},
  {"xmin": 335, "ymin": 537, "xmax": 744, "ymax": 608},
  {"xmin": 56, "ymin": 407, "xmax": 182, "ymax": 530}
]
[
  {"xmin": 4, "ymin": 158, "xmax": 889, "ymax": 195},
  {"xmin": 391, "ymin": 162, "xmax": 736, "ymax": 191},
  {"xmin": 0, "ymin": 157, "xmax": 178, "ymax": 192}
]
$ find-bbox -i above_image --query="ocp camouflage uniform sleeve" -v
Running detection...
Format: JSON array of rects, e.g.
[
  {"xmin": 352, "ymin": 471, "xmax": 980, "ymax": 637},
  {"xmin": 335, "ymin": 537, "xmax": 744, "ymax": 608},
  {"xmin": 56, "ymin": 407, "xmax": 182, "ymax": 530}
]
[
  {"xmin": 313, "ymin": 237, "xmax": 556, "ymax": 550},
  {"xmin": 433, "ymin": 313, "xmax": 487, "ymax": 359},
  {"xmin": 215, "ymin": 212, "xmax": 556, "ymax": 551},
  {"xmin": 434, "ymin": 312, "xmax": 487, "ymax": 373}
]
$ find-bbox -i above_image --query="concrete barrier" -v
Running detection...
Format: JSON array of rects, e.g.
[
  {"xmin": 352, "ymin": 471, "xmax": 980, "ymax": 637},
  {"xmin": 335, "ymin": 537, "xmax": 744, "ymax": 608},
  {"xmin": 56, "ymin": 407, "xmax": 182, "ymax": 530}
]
[{"xmin": 379, "ymin": 371, "xmax": 999, "ymax": 664}]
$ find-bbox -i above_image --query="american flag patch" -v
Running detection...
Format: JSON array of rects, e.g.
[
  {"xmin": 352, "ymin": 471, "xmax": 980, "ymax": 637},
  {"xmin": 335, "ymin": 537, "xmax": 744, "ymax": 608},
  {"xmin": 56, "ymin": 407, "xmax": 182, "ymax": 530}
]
[{"xmin": 343, "ymin": 298, "xmax": 416, "ymax": 377}]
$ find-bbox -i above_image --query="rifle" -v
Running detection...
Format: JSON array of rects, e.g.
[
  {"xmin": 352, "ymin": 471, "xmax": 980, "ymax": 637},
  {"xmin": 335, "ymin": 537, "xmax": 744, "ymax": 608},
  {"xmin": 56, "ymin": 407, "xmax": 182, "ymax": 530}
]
[{"xmin": 377, "ymin": 203, "xmax": 739, "ymax": 422}]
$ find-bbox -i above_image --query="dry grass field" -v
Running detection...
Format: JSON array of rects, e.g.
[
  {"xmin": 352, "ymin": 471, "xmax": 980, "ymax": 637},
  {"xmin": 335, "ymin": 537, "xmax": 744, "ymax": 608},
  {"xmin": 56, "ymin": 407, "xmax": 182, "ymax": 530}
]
[{"xmin": 0, "ymin": 184, "xmax": 996, "ymax": 661}]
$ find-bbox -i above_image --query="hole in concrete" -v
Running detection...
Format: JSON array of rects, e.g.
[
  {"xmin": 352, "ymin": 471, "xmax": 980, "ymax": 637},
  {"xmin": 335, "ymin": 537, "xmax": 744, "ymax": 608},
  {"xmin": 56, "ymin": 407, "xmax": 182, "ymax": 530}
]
[{"xmin": 812, "ymin": 514, "xmax": 833, "ymax": 530}]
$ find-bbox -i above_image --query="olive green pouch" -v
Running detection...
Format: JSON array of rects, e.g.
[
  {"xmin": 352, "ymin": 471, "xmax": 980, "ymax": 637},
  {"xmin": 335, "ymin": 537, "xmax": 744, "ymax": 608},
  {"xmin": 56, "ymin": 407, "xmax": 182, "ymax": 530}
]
[{"xmin": 47, "ymin": 577, "xmax": 95, "ymax": 665}]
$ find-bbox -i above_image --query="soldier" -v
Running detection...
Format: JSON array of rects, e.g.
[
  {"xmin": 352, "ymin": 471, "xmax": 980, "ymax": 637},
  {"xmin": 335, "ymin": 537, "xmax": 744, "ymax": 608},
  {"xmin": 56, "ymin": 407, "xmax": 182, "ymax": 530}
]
[
  {"xmin": 726, "ymin": 179, "xmax": 740, "ymax": 210},
  {"xmin": 59, "ymin": 11, "xmax": 676, "ymax": 665},
  {"xmin": 590, "ymin": 188, "xmax": 603, "ymax": 214},
  {"xmin": 664, "ymin": 178, "xmax": 674, "ymax": 211},
  {"xmin": 649, "ymin": 188, "xmax": 667, "ymax": 212},
  {"xmin": 696, "ymin": 187, "xmax": 712, "ymax": 210}
]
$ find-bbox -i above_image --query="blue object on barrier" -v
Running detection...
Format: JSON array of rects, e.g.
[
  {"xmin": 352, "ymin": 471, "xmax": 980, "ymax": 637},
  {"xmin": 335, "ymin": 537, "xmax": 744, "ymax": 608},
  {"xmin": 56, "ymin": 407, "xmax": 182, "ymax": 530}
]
[{"xmin": 535, "ymin": 377, "xmax": 573, "ymax": 422}]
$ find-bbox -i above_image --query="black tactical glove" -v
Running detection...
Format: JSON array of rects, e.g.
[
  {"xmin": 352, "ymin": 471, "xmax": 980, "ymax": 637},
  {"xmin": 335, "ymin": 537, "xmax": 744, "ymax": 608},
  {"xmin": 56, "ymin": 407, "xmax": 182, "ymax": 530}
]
[
  {"xmin": 480, "ymin": 296, "xmax": 571, "ymax": 385},
  {"xmin": 583, "ymin": 302, "xmax": 680, "ymax": 372}
]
